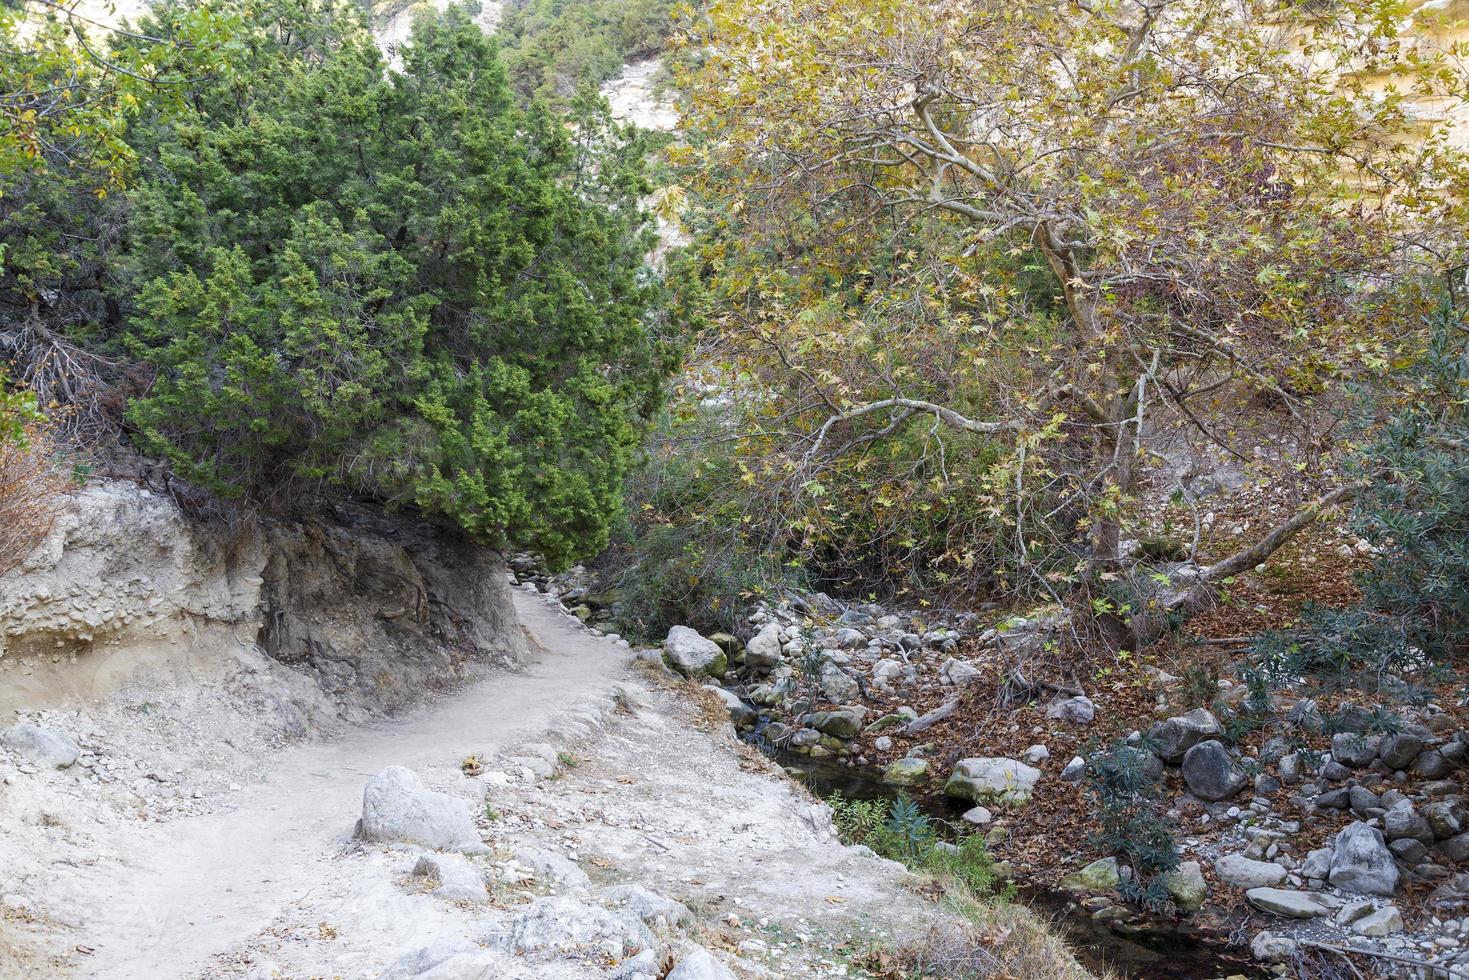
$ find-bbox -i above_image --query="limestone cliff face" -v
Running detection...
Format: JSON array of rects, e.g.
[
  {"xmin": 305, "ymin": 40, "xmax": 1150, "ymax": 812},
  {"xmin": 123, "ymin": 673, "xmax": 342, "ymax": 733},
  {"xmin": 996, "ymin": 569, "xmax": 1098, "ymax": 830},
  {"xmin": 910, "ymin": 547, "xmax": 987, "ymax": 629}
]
[{"xmin": 0, "ymin": 480, "xmax": 525, "ymax": 719}]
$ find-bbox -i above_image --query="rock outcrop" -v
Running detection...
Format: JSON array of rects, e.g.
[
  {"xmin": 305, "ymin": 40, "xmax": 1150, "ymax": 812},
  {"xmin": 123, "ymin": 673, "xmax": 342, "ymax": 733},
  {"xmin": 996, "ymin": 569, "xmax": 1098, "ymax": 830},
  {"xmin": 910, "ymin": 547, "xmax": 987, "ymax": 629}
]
[{"xmin": 0, "ymin": 480, "xmax": 525, "ymax": 720}]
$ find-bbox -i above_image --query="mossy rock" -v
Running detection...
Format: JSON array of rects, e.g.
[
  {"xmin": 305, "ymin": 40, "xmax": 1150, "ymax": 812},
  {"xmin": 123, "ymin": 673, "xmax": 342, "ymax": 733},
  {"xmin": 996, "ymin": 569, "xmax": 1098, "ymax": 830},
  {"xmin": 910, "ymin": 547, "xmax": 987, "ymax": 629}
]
[
  {"xmin": 882, "ymin": 758, "xmax": 930, "ymax": 787},
  {"xmin": 1060, "ymin": 856, "xmax": 1121, "ymax": 892}
]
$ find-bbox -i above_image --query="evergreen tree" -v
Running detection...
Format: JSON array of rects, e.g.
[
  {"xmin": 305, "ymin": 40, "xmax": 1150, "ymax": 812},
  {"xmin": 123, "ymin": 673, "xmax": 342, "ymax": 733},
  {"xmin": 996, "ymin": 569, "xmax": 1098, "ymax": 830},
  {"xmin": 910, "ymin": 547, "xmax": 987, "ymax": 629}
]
[{"xmin": 122, "ymin": 0, "xmax": 668, "ymax": 565}]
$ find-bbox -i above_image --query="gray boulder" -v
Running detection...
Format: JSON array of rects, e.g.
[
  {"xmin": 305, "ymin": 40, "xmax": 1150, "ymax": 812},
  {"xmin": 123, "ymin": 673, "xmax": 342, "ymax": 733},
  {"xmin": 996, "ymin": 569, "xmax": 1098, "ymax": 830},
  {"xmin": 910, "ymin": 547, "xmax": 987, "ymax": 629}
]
[
  {"xmin": 1329, "ymin": 822, "xmax": 1400, "ymax": 896},
  {"xmin": 1215, "ymin": 853, "xmax": 1287, "ymax": 889},
  {"xmin": 358, "ymin": 766, "xmax": 481, "ymax": 850},
  {"xmin": 1167, "ymin": 860, "xmax": 1207, "ymax": 912},
  {"xmin": 1246, "ymin": 887, "xmax": 1339, "ymax": 918},
  {"xmin": 1414, "ymin": 748, "xmax": 1455, "ymax": 779},
  {"xmin": 805, "ymin": 707, "xmax": 866, "ymax": 740},
  {"xmin": 1426, "ymin": 799, "xmax": 1469, "ymax": 840},
  {"xmin": 820, "ymin": 663, "xmax": 860, "ymax": 703},
  {"xmin": 663, "ymin": 627, "xmax": 728, "ymax": 678},
  {"xmin": 1250, "ymin": 931, "xmax": 1297, "ymax": 963},
  {"xmin": 1331, "ymin": 732, "xmax": 1381, "ymax": 769},
  {"xmin": 1352, "ymin": 906, "xmax": 1404, "ymax": 936},
  {"xmin": 1378, "ymin": 732, "xmax": 1426, "ymax": 770},
  {"xmin": 1389, "ymin": 838, "xmax": 1428, "ymax": 864},
  {"xmin": 1301, "ymin": 847, "xmax": 1332, "ymax": 881},
  {"xmin": 1059, "ymin": 756, "xmax": 1086, "ymax": 782},
  {"xmin": 743, "ymin": 623, "xmax": 784, "ymax": 670},
  {"xmin": 941, "ymin": 658, "xmax": 983, "ymax": 686},
  {"xmin": 498, "ymin": 896, "xmax": 653, "ymax": 957},
  {"xmin": 600, "ymin": 884, "xmax": 694, "ymax": 929},
  {"xmin": 1, "ymin": 724, "xmax": 79, "ymax": 769},
  {"xmin": 883, "ymin": 758, "xmax": 930, "ymax": 787},
  {"xmin": 1438, "ymin": 831, "xmax": 1469, "ymax": 863},
  {"xmin": 944, "ymin": 757, "xmax": 1041, "ymax": 805},
  {"xmin": 1383, "ymin": 801, "xmax": 1434, "ymax": 845},
  {"xmin": 1181, "ymin": 740, "xmax": 1247, "ymax": 802},
  {"xmin": 705, "ymin": 686, "xmax": 756, "ymax": 728},
  {"xmin": 1152, "ymin": 709, "xmax": 1223, "ymax": 764}
]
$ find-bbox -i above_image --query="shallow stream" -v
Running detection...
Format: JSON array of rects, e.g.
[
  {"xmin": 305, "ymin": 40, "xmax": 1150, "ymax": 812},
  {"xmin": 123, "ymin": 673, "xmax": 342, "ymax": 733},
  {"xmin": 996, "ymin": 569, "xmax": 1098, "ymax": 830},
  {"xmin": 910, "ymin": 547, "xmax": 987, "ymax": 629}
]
[{"xmin": 777, "ymin": 753, "xmax": 1267, "ymax": 979}]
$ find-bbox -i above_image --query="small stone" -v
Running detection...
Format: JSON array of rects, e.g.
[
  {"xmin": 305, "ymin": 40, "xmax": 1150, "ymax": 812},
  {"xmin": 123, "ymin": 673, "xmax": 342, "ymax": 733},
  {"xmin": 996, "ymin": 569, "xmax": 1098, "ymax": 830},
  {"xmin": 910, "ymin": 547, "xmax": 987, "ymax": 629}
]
[
  {"xmin": 961, "ymin": 805, "xmax": 993, "ymax": 826},
  {"xmin": 1046, "ymin": 696, "xmax": 1096, "ymax": 726},
  {"xmin": 1062, "ymin": 857, "xmax": 1121, "ymax": 891},
  {"xmin": 1250, "ymin": 930, "xmax": 1297, "ymax": 963},
  {"xmin": 1060, "ymin": 756, "xmax": 1086, "ymax": 782},
  {"xmin": 1352, "ymin": 905, "xmax": 1405, "ymax": 937},
  {"xmin": 666, "ymin": 947, "xmax": 736, "ymax": 980},
  {"xmin": 1020, "ymin": 744, "xmax": 1050, "ymax": 765}
]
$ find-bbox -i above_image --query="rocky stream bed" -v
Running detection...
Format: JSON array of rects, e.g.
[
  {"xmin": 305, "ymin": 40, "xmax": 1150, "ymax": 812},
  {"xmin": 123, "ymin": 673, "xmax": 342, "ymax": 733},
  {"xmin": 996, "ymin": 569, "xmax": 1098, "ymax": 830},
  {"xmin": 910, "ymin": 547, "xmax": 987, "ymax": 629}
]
[{"xmin": 524, "ymin": 557, "xmax": 1469, "ymax": 979}]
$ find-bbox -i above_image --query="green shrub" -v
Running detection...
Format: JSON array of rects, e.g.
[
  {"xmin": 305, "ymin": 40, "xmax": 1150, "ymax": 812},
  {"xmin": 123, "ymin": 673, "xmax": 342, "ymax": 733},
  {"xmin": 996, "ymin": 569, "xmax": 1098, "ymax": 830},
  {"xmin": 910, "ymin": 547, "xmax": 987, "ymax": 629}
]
[
  {"xmin": 1082, "ymin": 739, "xmax": 1179, "ymax": 912},
  {"xmin": 828, "ymin": 792, "xmax": 1005, "ymax": 899},
  {"xmin": 1250, "ymin": 306, "xmax": 1468, "ymax": 687}
]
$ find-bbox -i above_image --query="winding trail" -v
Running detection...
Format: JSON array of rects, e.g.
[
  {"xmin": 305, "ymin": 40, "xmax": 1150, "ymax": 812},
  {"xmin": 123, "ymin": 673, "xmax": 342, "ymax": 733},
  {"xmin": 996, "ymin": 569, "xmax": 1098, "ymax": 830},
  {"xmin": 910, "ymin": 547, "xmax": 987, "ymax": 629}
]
[{"xmin": 61, "ymin": 592, "xmax": 631, "ymax": 979}]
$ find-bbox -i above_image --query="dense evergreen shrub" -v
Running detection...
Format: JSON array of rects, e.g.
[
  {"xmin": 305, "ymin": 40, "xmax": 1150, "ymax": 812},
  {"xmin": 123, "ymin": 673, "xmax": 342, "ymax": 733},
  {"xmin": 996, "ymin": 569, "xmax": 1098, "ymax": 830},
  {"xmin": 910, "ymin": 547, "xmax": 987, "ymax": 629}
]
[
  {"xmin": 118, "ymin": 1, "xmax": 669, "ymax": 565},
  {"xmin": 1250, "ymin": 307, "xmax": 1468, "ymax": 687}
]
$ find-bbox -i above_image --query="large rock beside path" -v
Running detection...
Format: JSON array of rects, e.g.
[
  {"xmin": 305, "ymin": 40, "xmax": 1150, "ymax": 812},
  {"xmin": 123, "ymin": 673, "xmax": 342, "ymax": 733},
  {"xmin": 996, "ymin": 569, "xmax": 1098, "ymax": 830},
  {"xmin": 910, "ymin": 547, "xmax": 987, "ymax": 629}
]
[
  {"xmin": 663, "ymin": 626, "xmax": 728, "ymax": 678},
  {"xmin": 743, "ymin": 623, "xmax": 784, "ymax": 670},
  {"xmin": 358, "ymin": 766, "xmax": 481, "ymax": 851},
  {"xmin": 1, "ymin": 724, "xmax": 79, "ymax": 769}
]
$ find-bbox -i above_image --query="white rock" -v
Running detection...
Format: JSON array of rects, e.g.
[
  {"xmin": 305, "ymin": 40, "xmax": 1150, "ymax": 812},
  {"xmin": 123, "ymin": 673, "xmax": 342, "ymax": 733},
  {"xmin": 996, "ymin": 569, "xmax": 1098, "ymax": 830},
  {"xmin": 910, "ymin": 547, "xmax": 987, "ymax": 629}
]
[
  {"xmin": 1020, "ymin": 744, "xmax": 1050, "ymax": 765},
  {"xmin": 1353, "ymin": 906, "xmax": 1405, "ymax": 937},
  {"xmin": 1, "ymin": 724, "xmax": 79, "ymax": 769},
  {"xmin": 358, "ymin": 767, "xmax": 481, "ymax": 851},
  {"xmin": 666, "ymin": 947, "xmax": 736, "ymax": 980},
  {"xmin": 411, "ymin": 853, "xmax": 488, "ymax": 903},
  {"xmin": 378, "ymin": 937, "xmax": 480, "ymax": 979}
]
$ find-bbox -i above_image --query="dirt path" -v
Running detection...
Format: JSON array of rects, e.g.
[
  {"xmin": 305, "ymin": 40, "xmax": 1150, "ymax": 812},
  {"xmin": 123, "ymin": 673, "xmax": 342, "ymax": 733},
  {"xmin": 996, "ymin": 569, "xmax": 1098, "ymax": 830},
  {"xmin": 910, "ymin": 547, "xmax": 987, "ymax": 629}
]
[{"xmin": 54, "ymin": 592, "xmax": 631, "ymax": 979}]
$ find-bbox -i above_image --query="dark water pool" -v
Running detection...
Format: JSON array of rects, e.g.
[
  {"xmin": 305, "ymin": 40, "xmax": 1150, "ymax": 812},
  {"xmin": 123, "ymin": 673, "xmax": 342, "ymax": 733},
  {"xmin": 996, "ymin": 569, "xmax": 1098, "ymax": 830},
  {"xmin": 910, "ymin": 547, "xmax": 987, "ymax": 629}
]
[{"xmin": 776, "ymin": 753, "xmax": 1266, "ymax": 980}]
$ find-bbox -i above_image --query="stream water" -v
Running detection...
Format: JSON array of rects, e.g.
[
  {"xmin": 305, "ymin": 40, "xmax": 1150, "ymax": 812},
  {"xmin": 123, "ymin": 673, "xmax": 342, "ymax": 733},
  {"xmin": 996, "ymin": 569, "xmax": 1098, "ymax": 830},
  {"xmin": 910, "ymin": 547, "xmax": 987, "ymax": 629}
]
[{"xmin": 776, "ymin": 753, "xmax": 1267, "ymax": 979}]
